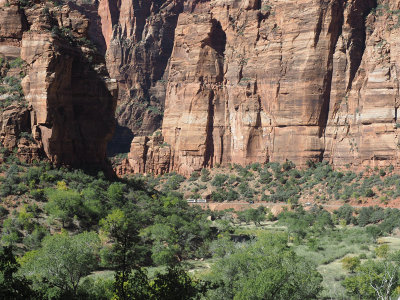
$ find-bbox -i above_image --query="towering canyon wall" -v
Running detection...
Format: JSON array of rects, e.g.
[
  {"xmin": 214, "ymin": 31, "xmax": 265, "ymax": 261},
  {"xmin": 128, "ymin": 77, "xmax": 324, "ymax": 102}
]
[
  {"xmin": 120, "ymin": 0, "xmax": 400, "ymax": 175},
  {"xmin": 3, "ymin": 0, "xmax": 400, "ymax": 176},
  {"xmin": 0, "ymin": 0, "xmax": 117, "ymax": 170},
  {"xmin": 101, "ymin": 0, "xmax": 184, "ymax": 154}
]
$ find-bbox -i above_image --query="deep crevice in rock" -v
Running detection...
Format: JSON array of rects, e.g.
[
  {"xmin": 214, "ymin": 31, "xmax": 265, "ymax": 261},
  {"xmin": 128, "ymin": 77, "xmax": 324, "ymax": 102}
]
[
  {"xmin": 346, "ymin": 0, "xmax": 378, "ymax": 91},
  {"xmin": 203, "ymin": 90, "xmax": 215, "ymax": 168}
]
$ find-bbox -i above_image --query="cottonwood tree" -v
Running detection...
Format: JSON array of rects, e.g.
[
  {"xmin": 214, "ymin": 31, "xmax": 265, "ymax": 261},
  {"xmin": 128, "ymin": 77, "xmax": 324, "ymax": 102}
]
[
  {"xmin": 343, "ymin": 257, "xmax": 400, "ymax": 300},
  {"xmin": 204, "ymin": 233, "xmax": 323, "ymax": 300},
  {"xmin": 20, "ymin": 232, "xmax": 100, "ymax": 298}
]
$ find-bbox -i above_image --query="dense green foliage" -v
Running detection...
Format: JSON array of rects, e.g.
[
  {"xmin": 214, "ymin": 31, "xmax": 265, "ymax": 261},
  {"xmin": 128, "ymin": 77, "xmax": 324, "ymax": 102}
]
[
  {"xmin": 20, "ymin": 232, "xmax": 100, "ymax": 298},
  {"xmin": 113, "ymin": 266, "xmax": 207, "ymax": 300},
  {"xmin": 2, "ymin": 157, "xmax": 400, "ymax": 299},
  {"xmin": 0, "ymin": 246, "xmax": 37, "ymax": 299},
  {"xmin": 204, "ymin": 233, "xmax": 323, "ymax": 300},
  {"xmin": 0, "ymin": 160, "xmax": 221, "ymax": 298}
]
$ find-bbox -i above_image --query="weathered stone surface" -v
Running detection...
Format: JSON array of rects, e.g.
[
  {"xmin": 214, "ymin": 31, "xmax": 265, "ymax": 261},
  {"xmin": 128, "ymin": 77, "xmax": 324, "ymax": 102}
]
[
  {"xmin": 324, "ymin": 0, "xmax": 400, "ymax": 168},
  {"xmin": 0, "ymin": 105, "xmax": 29, "ymax": 149},
  {"xmin": 0, "ymin": 1, "xmax": 26, "ymax": 41},
  {"xmin": 21, "ymin": 4, "xmax": 117, "ymax": 169},
  {"xmin": 0, "ymin": 1, "xmax": 117, "ymax": 170},
  {"xmin": 3, "ymin": 0, "xmax": 400, "ymax": 176},
  {"xmin": 17, "ymin": 137, "xmax": 41, "ymax": 163},
  {"xmin": 0, "ymin": 1, "xmax": 26, "ymax": 58},
  {"xmin": 125, "ymin": 0, "xmax": 400, "ymax": 175},
  {"xmin": 104, "ymin": 0, "xmax": 184, "ymax": 154},
  {"xmin": 127, "ymin": 134, "xmax": 171, "ymax": 175}
]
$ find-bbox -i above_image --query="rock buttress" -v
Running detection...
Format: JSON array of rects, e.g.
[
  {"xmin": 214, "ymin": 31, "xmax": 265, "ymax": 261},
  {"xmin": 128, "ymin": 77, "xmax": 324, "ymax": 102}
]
[{"xmin": 19, "ymin": 2, "xmax": 117, "ymax": 170}]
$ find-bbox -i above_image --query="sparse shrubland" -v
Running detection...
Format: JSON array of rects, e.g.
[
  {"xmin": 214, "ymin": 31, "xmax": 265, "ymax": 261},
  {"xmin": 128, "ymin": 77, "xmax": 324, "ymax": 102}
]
[{"xmin": 133, "ymin": 161, "xmax": 400, "ymax": 208}]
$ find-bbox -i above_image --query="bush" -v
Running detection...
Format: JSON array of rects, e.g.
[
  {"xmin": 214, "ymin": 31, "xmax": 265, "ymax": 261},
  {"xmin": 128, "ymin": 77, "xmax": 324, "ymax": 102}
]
[
  {"xmin": 341, "ymin": 256, "xmax": 360, "ymax": 273},
  {"xmin": 211, "ymin": 174, "xmax": 228, "ymax": 187},
  {"xmin": 374, "ymin": 244, "xmax": 389, "ymax": 258},
  {"xmin": 200, "ymin": 169, "xmax": 210, "ymax": 182},
  {"xmin": 45, "ymin": 189, "xmax": 82, "ymax": 227},
  {"xmin": 8, "ymin": 57, "xmax": 24, "ymax": 69},
  {"xmin": 188, "ymin": 171, "xmax": 200, "ymax": 181},
  {"xmin": 364, "ymin": 188, "xmax": 375, "ymax": 197},
  {"xmin": 163, "ymin": 174, "xmax": 185, "ymax": 191}
]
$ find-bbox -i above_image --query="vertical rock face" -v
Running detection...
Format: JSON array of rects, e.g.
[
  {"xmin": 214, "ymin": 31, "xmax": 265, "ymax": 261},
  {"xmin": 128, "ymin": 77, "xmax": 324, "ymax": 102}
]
[
  {"xmin": 3, "ymin": 0, "xmax": 400, "ymax": 175},
  {"xmin": 124, "ymin": 0, "xmax": 400, "ymax": 175},
  {"xmin": 0, "ymin": 105, "xmax": 29, "ymax": 149},
  {"xmin": 20, "ymin": 3, "xmax": 117, "ymax": 169},
  {"xmin": 104, "ymin": 0, "xmax": 184, "ymax": 154},
  {"xmin": 325, "ymin": 0, "xmax": 400, "ymax": 168},
  {"xmin": 0, "ymin": 1, "xmax": 117, "ymax": 170},
  {"xmin": 0, "ymin": 0, "xmax": 27, "ymax": 58},
  {"xmin": 127, "ymin": 133, "xmax": 171, "ymax": 175},
  {"xmin": 153, "ymin": 0, "xmax": 369, "ymax": 174}
]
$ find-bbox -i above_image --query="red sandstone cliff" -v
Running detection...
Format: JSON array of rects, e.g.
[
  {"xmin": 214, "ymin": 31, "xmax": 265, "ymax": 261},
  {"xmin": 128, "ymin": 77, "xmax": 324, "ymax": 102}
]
[
  {"xmin": 115, "ymin": 0, "xmax": 400, "ymax": 175},
  {"xmin": 0, "ymin": 0, "xmax": 117, "ymax": 170},
  {"xmin": 3, "ymin": 0, "xmax": 400, "ymax": 176}
]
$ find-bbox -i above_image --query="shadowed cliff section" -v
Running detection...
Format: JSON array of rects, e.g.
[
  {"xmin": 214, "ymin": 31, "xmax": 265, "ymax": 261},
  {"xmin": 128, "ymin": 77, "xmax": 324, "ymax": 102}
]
[
  {"xmin": 202, "ymin": 19, "xmax": 226, "ymax": 168},
  {"xmin": 106, "ymin": 0, "xmax": 185, "ymax": 156},
  {"xmin": 318, "ymin": 0, "xmax": 378, "ymax": 160},
  {"xmin": 0, "ymin": 1, "xmax": 118, "ymax": 174},
  {"xmin": 122, "ymin": 0, "xmax": 400, "ymax": 176}
]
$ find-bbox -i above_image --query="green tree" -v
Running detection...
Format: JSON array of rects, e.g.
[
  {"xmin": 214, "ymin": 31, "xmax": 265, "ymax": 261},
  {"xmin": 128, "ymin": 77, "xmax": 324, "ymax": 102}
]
[
  {"xmin": 342, "ymin": 259, "xmax": 399, "ymax": 300},
  {"xmin": 0, "ymin": 246, "xmax": 37, "ymax": 299},
  {"xmin": 107, "ymin": 182, "xmax": 126, "ymax": 207},
  {"xmin": 142, "ymin": 211, "xmax": 212, "ymax": 265},
  {"xmin": 334, "ymin": 204, "xmax": 354, "ymax": 225},
  {"xmin": 238, "ymin": 207, "xmax": 266, "ymax": 226},
  {"xmin": 45, "ymin": 188, "xmax": 82, "ymax": 227},
  {"xmin": 100, "ymin": 209, "xmax": 144, "ymax": 298},
  {"xmin": 205, "ymin": 233, "xmax": 322, "ymax": 300},
  {"xmin": 366, "ymin": 225, "xmax": 382, "ymax": 242},
  {"xmin": 20, "ymin": 232, "xmax": 100, "ymax": 298},
  {"xmin": 113, "ymin": 268, "xmax": 151, "ymax": 300},
  {"xmin": 113, "ymin": 266, "xmax": 205, "ymax": 300}
]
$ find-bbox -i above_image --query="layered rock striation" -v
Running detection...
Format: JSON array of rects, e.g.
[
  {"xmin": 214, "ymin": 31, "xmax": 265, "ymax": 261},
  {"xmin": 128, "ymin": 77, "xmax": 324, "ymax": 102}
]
[
  {"xmin": 0, "ymin": 0, "xmax": 117, "ymax": 170},
  {"xmin": 3, "ymin": 0, "xmax": 400, "ymax": 176},
  {"xmin": 102, "ymin": 0, "xmax": 185, "ymax": 154},
  {"xmin": 123, "ymin": 0, "xmax": 400, "ymax": 175}
]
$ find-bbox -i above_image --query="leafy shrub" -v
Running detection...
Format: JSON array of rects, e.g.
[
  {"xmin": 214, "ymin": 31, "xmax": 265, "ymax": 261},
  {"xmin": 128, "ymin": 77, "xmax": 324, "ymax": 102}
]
[
  {"xmin": 211, "ymin": 174, "xmax": 228, "ymax": 187},
  {"xmin": 188, "ymin": 171, "xmax": 200, "ymax": 181},
  {"xmin": 200, "ymin": 169, "xmax": 210, "ymax": 182}
]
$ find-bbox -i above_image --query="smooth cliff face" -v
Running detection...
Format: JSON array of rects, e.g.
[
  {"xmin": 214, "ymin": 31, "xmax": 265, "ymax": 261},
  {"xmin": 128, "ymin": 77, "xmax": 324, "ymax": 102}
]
[
  {"xmin": 0, "ymin": 1, "xmax": 117, "ymax": 170},
  {"xmin": 121, "ymin": 0, "xmax": 400, "ymax": 175}
]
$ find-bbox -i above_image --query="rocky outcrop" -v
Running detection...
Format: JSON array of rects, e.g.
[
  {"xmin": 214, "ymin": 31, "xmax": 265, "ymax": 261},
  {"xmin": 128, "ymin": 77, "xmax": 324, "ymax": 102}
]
[
  {"xmin": 0, "ymin": 105, "xmax": 29, "ymax": 149},
  {"xmin": 124, "ymin": 0, "xmax": 400, "ymax": 175},
  {"xmin": 324, "ymin": 0, "xmax": 400, "ymax": 167},
  {"xmin": 127, "ymin": 134, "xmax": 171, "ymax": 175},
  {"xmin": 3, "ymin": 0, "xmax": 400, "ymax": 176},
  {"xmin": 0, "ymin": 1, "xmax": 117, "ymax": 170},
  {"xmin": 20, "ymin": 2, "xmax": 117, "ymax": 169},
  {"xmin": 0, "ymin": 0, "xmax": 27, "ymax": 58}
]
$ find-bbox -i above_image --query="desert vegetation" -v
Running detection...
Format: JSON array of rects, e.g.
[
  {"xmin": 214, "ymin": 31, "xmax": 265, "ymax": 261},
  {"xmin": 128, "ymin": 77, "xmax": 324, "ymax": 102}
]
[
  {"xmin": 131, "ymin": 161, "xmax": 400, "ymax": 208},
  {"xmin": 3, "ymin": 149, "xmax": 400, "ymax": 299}
]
